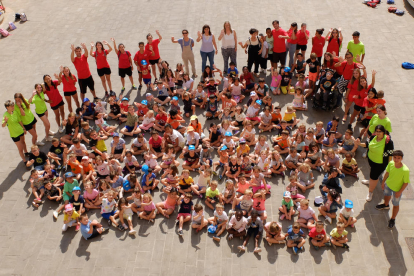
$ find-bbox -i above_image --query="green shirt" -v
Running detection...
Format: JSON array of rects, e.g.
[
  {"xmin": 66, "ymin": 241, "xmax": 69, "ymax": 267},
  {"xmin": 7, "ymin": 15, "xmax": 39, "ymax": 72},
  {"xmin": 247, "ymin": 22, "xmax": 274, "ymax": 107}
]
[
  {"xmin": 347, "ymin": 40, "xmax": 365, "ymax": 62},
  {"xmin": 31, "ymin": 92, "xmax": 48, "ymax": 114},
  {"xmin": 206, "ymin": 187, "xmax": 220, "ymax": 198},
  {"xmin": 330, "ymin": 228, "xmax": 348, "ymax": 238},
  {"xmin": 96, "ymin": 139, "xmax": 107, "ymax": 153},
  {"xmin": 368, "ymin": 114, "xmax": 392, "ymax": 134},
  {"xmin": 126, "ymin": 113, "xmax": 138, "ymax": 127},
  {"xmin": 2, "ymin": 112, "xmax": 24, "ymax": 138},
  {"xmin": 385, "ymin": 161, "xmax": 410, "ymax": 192},
  {"xmin": 266, "ymin": 36, "xmax": 274, "ymax": 54},
  {"xmin": 368, "ymin": 136, "xmax": 386, "ymax": 164},
  {"xmin": 14, "ymin": 101, "xmax": 35, "ymax": 125},
  {"xmin": 63, "ymin": 179, "xmax": 79, "ymax": 200},
  {"xmin": 282, "ymin": 198, "xmax": 294, "ymax": 209}
]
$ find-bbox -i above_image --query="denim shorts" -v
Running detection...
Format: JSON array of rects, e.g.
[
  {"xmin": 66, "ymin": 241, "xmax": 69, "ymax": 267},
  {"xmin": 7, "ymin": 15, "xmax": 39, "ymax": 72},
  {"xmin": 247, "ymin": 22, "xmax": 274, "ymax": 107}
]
[{"xmin": 384, "ymin": 183, "xmax": 402, "ymax": 206}]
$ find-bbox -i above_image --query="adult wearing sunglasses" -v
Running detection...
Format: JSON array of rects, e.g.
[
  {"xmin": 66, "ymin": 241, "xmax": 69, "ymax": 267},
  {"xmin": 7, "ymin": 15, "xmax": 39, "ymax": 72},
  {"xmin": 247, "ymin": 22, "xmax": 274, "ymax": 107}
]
[{"xmin": 171, "ymin": 30, "xmax": 197, "ymax": 78}]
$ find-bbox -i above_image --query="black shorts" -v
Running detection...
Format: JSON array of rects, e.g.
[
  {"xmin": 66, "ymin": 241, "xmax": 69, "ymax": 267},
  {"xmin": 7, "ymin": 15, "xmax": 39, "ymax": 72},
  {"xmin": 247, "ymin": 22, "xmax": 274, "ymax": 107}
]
[
  {"xmin": 51, "ymin": 100, "xmax": 65, "ymax": 110},
  {"xmin": 36, "ymin": 111, "xmax": 47, "ymax": 118},
  {"xmin": 368, "ymin": 158, "xmax": 387, "ymax": 180},
  {"xmin": 247, "ymin": 227, "xmax": 260, "ymax": 237},
  {"xmin": 79, "ymin": 76, "xmax": 95, "ymax": 94},
  {"xmin": 153, "ymin": 146, "xmax": 162, "ymax": 153},
  {"xmin": 149, "ymin": 59, "xmax": 160, "ymax": 65},
  {"xmin": 273, "ymin": 51, "xmax": 287, "ymax": 65},
  {"xmin": 158, "ymin": 96, "xmax": 168, "ymax": 102},
  {"xmin": 310, "ymin": 158, "xmax": 317, "ymax": 165},
  {"xmin": 267, "ymin": 53, "xmax": 273, "ymax": 61},
  {"xmin": 361, "ymin": 118, "xmax": 370, "ymax": 128},
  {"xmin": 353, "ymin": 104, "xmax": 365, "ymax": 113},
  {"xmin": 88, "ymin": 226, "xmax": 101, "ymax": 240},
  {"xmin": 114, "ymin": 148, "xmax": 123, "ymax": 155},
  {"xmin": 235, "ymin": 120, "xmax": 244, "ymax": 126},
  {"xmin": 64, "ymin": 91, "xmax": 77, "ymax": 97},
  {"xmin": 119, "ymin": 67, "xmax": 132, "ymax": 78},
  {"xmin": 24, "ymin": 117, "xmax": 37, "ymax": 131},
  {"xmin": 97, "ymin": 67, "xmax": 111, "ymax": 77},
  {"xmin": 296, "ymin": 44, "xmax": 307, "ymax": 51},
  {"xmin": 11, "ymin": 133, "xmax": 24, "ymax": 143}
]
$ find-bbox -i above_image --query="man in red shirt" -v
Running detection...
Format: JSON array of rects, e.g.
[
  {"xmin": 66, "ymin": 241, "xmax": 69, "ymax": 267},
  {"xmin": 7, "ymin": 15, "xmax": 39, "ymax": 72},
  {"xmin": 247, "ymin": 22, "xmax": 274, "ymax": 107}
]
[
  {"xmin": 134, "ymin": 42, "xmax": 153, "ymax": 89},
  {"xmin": 145, "ymin": 30, "xmax": 163, "ymax": 80},
  {"xmin": 271, "ymin": 20, "xmax": 290, "ymax": 68},
  {"xmin": 71, "ymin": 43, "xmax": 97, "ymax": 101}
]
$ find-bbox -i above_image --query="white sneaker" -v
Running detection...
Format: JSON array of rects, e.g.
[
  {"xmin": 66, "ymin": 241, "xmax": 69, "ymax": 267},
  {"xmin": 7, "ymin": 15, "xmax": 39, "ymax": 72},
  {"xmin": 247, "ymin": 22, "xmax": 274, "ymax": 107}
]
[
  {"xmin": 362, "ymin": 152, "xmax": 367, "ymax": 158},
  {"xmin": 366, "ymin": 192, "xmax": 373, "ymax": 202},
  {"xmin": 53, "ymin": 211, "xmax": 59, "ymax": 219},
  {"xmin": 254, "ymin": 247, "xmax": 262, "ymax": 253},
  {"xmin": 238, "ymin": 245, "xmax": 246, "ymax": 252},
  {"xmin": 49, "ymin": 130, "xmax": 56, "ymax": 136},
  {"xmin": 36, "ymin": 141, "xmax": 45, "ymax": 146},
  {"xmin": 129, "ymin": 229, "xmax": 137, "ymax": 235},
  {"xmin": 325, "ymin": 216, "xmax": 332, "ymax": 224},
  {"xmin": 58, "ymin": 126, "xmax": 64, "ymax": 133},
  {"xmin": 361, "ymin": 180, "xmax": 370, "ymax": 185},
  {"xmin": 45, "ymin": 136, "xmax": 53, "ymax": 142},
  {"xmin": 228, "ymin": 234, "xmax": 234, "ymax": 240}
]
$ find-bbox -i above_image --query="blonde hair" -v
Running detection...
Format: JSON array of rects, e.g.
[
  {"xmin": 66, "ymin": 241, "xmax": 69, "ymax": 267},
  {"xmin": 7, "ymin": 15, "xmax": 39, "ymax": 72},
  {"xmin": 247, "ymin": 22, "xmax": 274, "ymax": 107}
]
[
  {"xmin": 210, "ymin": 180, "xmax": 218, "ymax": 187},
  {"xmin": 244, "ymin": 189, "xmax": 253, "ymax": 195},
  {"xmin": 143, "ymin": 193, "xmax": 153, "ymax": 202},
  {"xmin": 298, "ymin": 163, "xmax": 310, "ymax": 173},
  {"xmin": 300, "ymin": 199, "xmax": 309, "ymax": 206},
  {"xmin": 316, "ymin": 121, "xmax": 323, "ymax": 127},
  {"xmin": 286, "ymin": 105, "xmax": 293, "ymax": 112}
]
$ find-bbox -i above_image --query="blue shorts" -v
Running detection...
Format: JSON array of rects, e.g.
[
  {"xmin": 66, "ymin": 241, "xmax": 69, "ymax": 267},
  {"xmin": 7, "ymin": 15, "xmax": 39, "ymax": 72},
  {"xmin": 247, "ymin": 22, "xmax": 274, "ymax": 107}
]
[
  {"xmin": 384, "ymin": 183, "xmax": 402, "ymax": 206},
  {"xmin": 102, "ymin": 210, "xmax": 116, "ymax": 220},
  {"xmin": 125, "ymin": 125, "xmax": 134, "ymax": 132},
  {"xmin": 143, "ymin": 78, "xmax": 151, "ymax": 85},
  {"xmin": 343, "ymin": 145, "xmax": 354, "ymax": 151},
  {"xmin": 34, "ymin": 165, "xmax": 45, "ymax": 171}
]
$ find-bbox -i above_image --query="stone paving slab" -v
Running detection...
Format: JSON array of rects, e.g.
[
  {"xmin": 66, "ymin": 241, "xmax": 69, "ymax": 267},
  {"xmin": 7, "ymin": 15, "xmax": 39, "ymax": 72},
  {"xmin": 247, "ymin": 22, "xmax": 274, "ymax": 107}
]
[{"xmin": 0, "ymin": 0, "xmax": 414, "ymax": 275}]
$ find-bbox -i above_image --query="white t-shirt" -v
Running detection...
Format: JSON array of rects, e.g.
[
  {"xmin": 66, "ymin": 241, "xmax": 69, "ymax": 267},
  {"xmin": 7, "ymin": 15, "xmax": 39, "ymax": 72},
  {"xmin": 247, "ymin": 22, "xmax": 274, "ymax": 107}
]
[
  {"xmin": 261, "ymin": 41, "xmax": 269, "ymax": 58},
  {"xmin": 101, "ymin": 198, "xmax": 116, "ymax": 214},
  {"xmin": 255, "ymin": 141, "xmax": 270, "ymax": 152},
  {"xmin": 340, "ymin": 206, "xmax": 354, "ymax": 218},
  {"xmin": 246, "ymin": 105, "xmax": 260, "ymax": 117},
  {"xmin": 243, "ymin": 128, "xmax": 256, "ymax": 139},
  {"xmin": 298, "ymin": 206, "xmax": 315, "ymax": 220},
  {"xmin": 192, "ymin": 210, "xmax": 205, "ymax": 223},
  {"xmin": 69, "ymin": 144, "xmax": 87, "ymax": 156},
  {"xmin": 214, "ymin": 210, "xmax": 228, "ymax": 224},
  {"xmin": 170, "ymin": 129, "xmax": 185, "ymax": 144},
  {"xmin": 186, "ymin": 132, "xmax": 200, "ymax": 145},
  {"xmin": 142, "ymin": 116, "xmax": 155, "ymax": 125},
  {"xmin": 235, "ymin": 112, "xmax": 246, "ymax": 122},
  {"xmin": 132, "ymin": 137, "xmax": 148, "ymax": 147},
  {"xmin": 222, "ymin": 138, "xmax": 235, "ymax": 148},
  {"xmin": 183, "ymin": 78, "xmax": 194, "ymax": 91},
  {"xmin": 197, "ymin": 174, "xmax": 210, "ymax": 187},
  {"xmin": 260, "ymin": 112, "xmax": 272, "ymax": 124}
]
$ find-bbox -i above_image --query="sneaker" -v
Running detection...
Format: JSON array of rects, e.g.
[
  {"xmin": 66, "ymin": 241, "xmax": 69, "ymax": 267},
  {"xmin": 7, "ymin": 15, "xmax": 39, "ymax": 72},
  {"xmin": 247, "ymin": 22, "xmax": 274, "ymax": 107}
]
[
  {"xmin": 233, "ymin": 130, "xmax": 240, "ymax": 136},
  {"xmin": 53, "ymin": 211, "xmax": 59, "ymax": 219},
  {"xmin": 117, "ymin": 225, "xmax": 125, "ymax": 231},
  {"xmin": 350, "ymin": 223, "xmax": 355, "ymax": 228},
  {"xmin": 132, "ymin": 85, "xmax": 137, "ymax": 90},
  {"xmin": 316, "ymin": 166, "xmax": 322, "ymax": 173},
  {"xmin": 178, "ymin": 230, "xmax": 183, "ymax": 236},
  {"xmin": 228, "ymin": 234, "xmax": 234, "ymax": 240},
  {"xmin": 36, "ymin": 140, "xmax": 45, "ymax": 146},
  {"xmin": 237, "ymin": 245, "xmax": 246, "ymax": 252},
  {"xmin": 57, "ymin": 164, "xmax": 63, "ymax": 171},
  {"xmin": 325, "ymin": 241, "xmax": 332, "ymax": 247},
  {"xmin": 58, "ymin": 125, "xmax": 64, "ymax": 133},
  {"xmin": 388, "ymin": 219, "xmax": 395, "ymax": 229},
  {"xmin": 362, "ymin": 152, "xmax": 367, "ymax": 158},
  {"xmin": 48, "ymin": 130, "xmax": 56, "ymax": 136},
  {"xmin": 104, "ymin": 91, "xmax": 109, "ymax": 98},
  {"xmin": 219, "ymin": 175, "xmax": 223, "ymax": 180},
  {"xmin": 361, "ymin": 180, "xmax": 370, "ymax": 185},
  {"xmin": 129, "ymin": 229, "xmax": 137, "ymax": 235},
  {"xmin": 123, "ymin": 224, "xmax": 128, "ymax": 229},
  {"xmin": 280, "ymin": 214, "xmax": 285, "ymax": 220},
  {"xmin": 121, "ymin": 87, "xmax": 126, "ymax": 93},
  {"xmin": 325, "ymin": 216, "xmax": 332, "ymax": 224},
  {"xmin": 375, "ymin": 203, "xmax": 390, "ymax": 210},
  {"xmin": 213, "ymin": 236, "xmax": 221, "ymax": 242},
  {"xmin": 75, "ymin": 224, "xmax": 80, "ymax": 231},
  {"xmin": 110, "ymin": 90, "xmax": 116, "ymax": 96},
  {"xmin": 342, "ymin": 243, "xmax": 350, "ymax": 249},
  {"xmin": 108, "ymin": 220, "xmax": 112, "ymax": 226},
  {"xmin": 212, "ymin": 171, "xmax": 218, "ymax": 176},
  {"xmin": 45, "ymin": 136, "xmax": 53, "ymax": 142},
  {"xmin": 366, "ymin": 192, "xmax": 373, "ymax": 202},
  {"xmin": 254, "ymin": 247, "xmax": 262, "ymax": 253},
  {"xmin": 293, "ymin": 246, "xmax": 298, "ymax": 254},
  {"xmin": 313, "ymin": 244, "xmax": 320, "ymax": 250},
  {"xmin": 101, "ymin": 227, "xmax": 109, "ymax": 233}
]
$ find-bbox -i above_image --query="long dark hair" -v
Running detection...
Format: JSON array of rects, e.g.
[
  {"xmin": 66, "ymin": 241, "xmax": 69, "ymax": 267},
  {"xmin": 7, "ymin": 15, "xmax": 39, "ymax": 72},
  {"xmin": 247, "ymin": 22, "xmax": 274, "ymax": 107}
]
[
  {"xmin": 202, "ymin": 65, "xmax": 213, "ymax": 79},
  {"xmin": 202, "ymin": 24, "xmax": 212, "ymax": 36},
  {"xmin": 95, "ymin": 41, "xmax": 104, "ymax": 52},
  {"xmin": 291, "ymin": 22, "xmax": 298, "ymax": 34},
  {"xmin": 43, "ymin": 75, "xmax": 56, "ymax": 91}
]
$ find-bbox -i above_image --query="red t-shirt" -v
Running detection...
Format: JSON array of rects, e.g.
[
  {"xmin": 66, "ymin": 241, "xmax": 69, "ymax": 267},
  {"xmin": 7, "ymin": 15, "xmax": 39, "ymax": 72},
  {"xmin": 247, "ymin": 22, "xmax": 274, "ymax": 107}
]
[
  {"xmin": 332, "ymin": 57, "xmax": 343, "ymax": 75},
  {"xmin": 287, "ymin": 29, "xmax": 298, "ymax": 44},
  {"xmin": 355, "ymin": 84, "xmax": 372, "ymax": 107},
  {"xmin": 118, "ymin": 51, "xmax": 131, "ymax": 69},
  {"xmin": 346, "ymin": 80, "xmax": 359, "ymax": 101},
  {"xmin": 296, "ymin": 30, "xmax": 310, "ymax": 45},
  {"xmin": 141, "ymin": 64, "xmax": 151, "ymax": 79},
  {"xmin": 61, "ymin": 75, "xmax": 78, "ymax": 92},
  {"xmin": 72, "ymin": 55, "xmax": 91, "ymax": 79},
  {"xmin": 340, "ymin": 61, "xmax": 358, "ymax": 80},
  {"xmin": 155, "ymin": 113, "xmax": 167, "ymax": 126},
  {"xmin": 120, "ymin": 102, "xmax": 129, "ymax": 113},
  {"xmin": 240, "ymin": 72, "xmax": 253, "ymax": 86},
  {"xmin": 133, "ymin": 50, "xmax": 150, "ymax": 69},
  {"xmin": 311, "ymin": 36, "xmax": 326, "ymax": 57},
  {"xmin": 309, "ymin": 228, "xmax": 326, "ymax": 239},
  {"xmin": 145, "ymin": 39, "xmax": 160, "ymax": 60},
  {"xmin": 272, "ymin": 28, "xmax": 288, "ymax": 53},
  {"xmin": 45, "ymin": 80, "xmax": 63, "ymax": 107},
  {"xmin": 326, "ymin": 37, "xmax": 342, "ymax": 56},
  {"xmin": 136, "ymin": 105, "xmax": 149, "ymax": 117},
  {"xmin": 93, "ymin": 49, "xmax": 110, "ymax": 69},
  {"xmin": 149, "ymin": 135, "xmax": 162, "ymax": 148}
]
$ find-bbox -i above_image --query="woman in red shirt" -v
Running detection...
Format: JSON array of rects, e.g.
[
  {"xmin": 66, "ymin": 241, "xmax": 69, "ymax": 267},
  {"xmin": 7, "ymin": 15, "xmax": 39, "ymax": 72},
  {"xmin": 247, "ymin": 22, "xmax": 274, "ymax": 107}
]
[
  {"xmin": 295, "ymin": 23, "xmax": 309, "ymax": 61},
  {"xmin": 325, "ymin": 28, "xmax": 343, "ymax": 57},
  {"xmin": 286, "ymin": 22, "xmax": 298, "ymax": 68},
  {"xmin": 343, "ymin": 68, "xmax": 366, "ymax": 121},
  {"xmin": 145, "ymin": 30, "xmax": 163, "ymax": 80},
  {"xmin": 311, "ymin": 28, "xmax": 326, "ymax": 63},
  {"xmin": 59, "ymin": 66, "xmax": 80, "ymax": 113},
  {"xmin": 349, "ymin": 70, "xmax": 376, "ymax": 128},
  {"xmin": 43, "ymin": 74, "xmax": 65, "ymax": 133},
  {"xmin": 111, "ymin": 38, "xmax": 137, "ymax": 93},
  {"xmin": 90, "ymin": 41, "xmax": 114, "ymax": 97}
]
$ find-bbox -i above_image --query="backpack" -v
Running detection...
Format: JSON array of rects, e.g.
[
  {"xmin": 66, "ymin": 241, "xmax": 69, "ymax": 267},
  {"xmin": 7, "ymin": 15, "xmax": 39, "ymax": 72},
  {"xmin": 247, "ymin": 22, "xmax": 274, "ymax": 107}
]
[
  {"xmin": 387, "ymin": 0, "xmax": 394, "ymax": 3},
  {"xmin": 0, "ymin": 28, "xmax": 10, "ymax": 37},
  {"xmin": 20, "ymin": 13, "xmax": 27, "ymax": 22},
  {"xmin": 8, "ymin": 22, "xmax": 16, "ymax": 31},
  {"xmin": 15, "ymin": 13, "xmax": 21, "ymax": 20},
  {"xmin": 395, "ymin": 9, "xmax": 405, "ymax": 15},
  {"xmin": 117, "ymin": 50, "xmax": 131, "ymax": 60},
  {"xmin": 366, "ymin": 2, "xmax": 378, "ymax": 7},
  {"xmin": 94, "ymin": 49, "xmax": 107, "ymax": 64},
  {"xmin": 402, "ymin": 62, "xmax": 414, "ymax": 69},
  {"xmin": 388, "ymin": 6, "xmax": 397, "ymax": 12}
]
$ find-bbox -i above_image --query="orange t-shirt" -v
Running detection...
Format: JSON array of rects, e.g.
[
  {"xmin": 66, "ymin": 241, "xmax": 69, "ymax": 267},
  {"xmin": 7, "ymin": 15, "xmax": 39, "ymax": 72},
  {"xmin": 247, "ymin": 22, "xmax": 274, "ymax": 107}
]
[
  {"xmin": 221, "ymin": 95, "xmax": 237, "ymax": 109},
  {"xmin": 167, "ymin": 115, "xmax": 183, "ymax": 129},
  {"xmin": 271, "ymin": 113, "xmax": 282, "ymax": 122},
  {"xmin": 81, "ymin": 163, "xmax": 94, "ymax": 174},
  {"xmin": 68, "ymin": 160, "xmax": 82, "ymax": 174},
  {"xmin": 275, "ymin": 137, "xmax": 289, "ymax": 149}
]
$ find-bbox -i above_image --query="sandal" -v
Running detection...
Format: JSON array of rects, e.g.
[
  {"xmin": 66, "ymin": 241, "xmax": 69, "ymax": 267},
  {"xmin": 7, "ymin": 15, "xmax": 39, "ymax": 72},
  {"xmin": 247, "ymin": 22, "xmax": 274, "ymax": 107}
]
[{"xmin": 32, "ymin": 201, "xmax": 39, "ymax": 208}]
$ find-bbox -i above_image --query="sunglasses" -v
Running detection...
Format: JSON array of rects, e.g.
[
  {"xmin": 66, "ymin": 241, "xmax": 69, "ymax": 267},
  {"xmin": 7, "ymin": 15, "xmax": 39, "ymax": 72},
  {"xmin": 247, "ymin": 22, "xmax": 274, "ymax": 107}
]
[{"xmin": 182, "ymin": 32, "xmax": 188, "ymax": 35}]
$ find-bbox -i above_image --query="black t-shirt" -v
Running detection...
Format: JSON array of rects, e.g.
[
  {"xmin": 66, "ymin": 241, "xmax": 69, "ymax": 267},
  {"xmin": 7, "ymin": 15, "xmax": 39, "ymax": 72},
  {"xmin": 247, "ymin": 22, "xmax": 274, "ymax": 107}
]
[
  {"xmin": 183, "ymin": 99, "xmax": 193, "ymax": 112},
  {"xmin": 320, "ymin": 77, "xmax": 335, "ymax": 92},
  {"xmin": 206, "ymin": 83, "xmax": 218, "ymax": 94},
  {"xmin": 306, "ymin": 59, "xmax": 320, "ymax": 74},
  {"xmin": 49, "ymin": 145, "xmax": 64, "ymax": 155},
  {"xmin": 178, "ymin": 200, "xmax": 193, "ymax": 214},
  {"xmin": 29, "ymin": 151, "xmax": 48, "ymax": 166},
  {"xmin": 45, "ymin": 185, "xmax": 59, "ymax": 198},
  {"xmin": 210, "ymin": 129, "xmax": 221, "ymax": 142},
  {"xmin": 89, "ymin": 138, "xmax": 98, "ymax": 149},
  {"xmin": 280, "ymin": 73, "xmax": 292, "ymax": 86},
  {"xmin": 69, "ymin": 195, "xmax": 85, "ymax": 211},
  {"xmin": 110, "ymin": 103, "xmax": 121, "ymax": 115},
  {"xmin": 65, "ymin": 121, "xmax": 77, "ymax": 135},
  {"xmin": 184, "ymin": 152, "xmax": 199, "ymax": 163}
]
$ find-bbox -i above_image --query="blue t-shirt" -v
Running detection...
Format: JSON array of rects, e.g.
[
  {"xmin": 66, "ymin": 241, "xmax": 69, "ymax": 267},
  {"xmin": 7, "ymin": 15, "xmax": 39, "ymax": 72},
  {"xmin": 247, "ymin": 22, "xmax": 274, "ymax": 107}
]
[
  {"xmin": 80, "ymin": 220, "xmax": 92, "ymax": 240},
  {"xmin": 287, "ymin": 228, "xmax": 304, "ymax": 240},
  {"xmin": 177, "ymin": 38, "xmax": 194, "ymax": 50},
  {"xmin": 141, "ymin": 173, "xmax": 157, "ymax": 187},
  {"xmin": 227, "ymin": 67, "xmax": 239, "ymax": 76},
  {"xmin": 112, "ymin": 175, "xmax": 124, "ymax": 189}
]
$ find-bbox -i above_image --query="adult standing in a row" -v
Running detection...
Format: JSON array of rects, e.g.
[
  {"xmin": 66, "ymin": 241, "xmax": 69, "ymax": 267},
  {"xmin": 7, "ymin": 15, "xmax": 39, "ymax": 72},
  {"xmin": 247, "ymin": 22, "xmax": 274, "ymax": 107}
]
[
  {"xmin": 218, "ymin": 21, "xmax": 237, "ymax": 74},
  {"xmin": 347, "ymin": 31, "xmax": 365, "ymax": 63},
  {"xmin": 285, "ymin": 22, "xmax": 298, "ymax": 68},
  {"xmin": 295, "ymin": 23, "xmax": 310, "ymax": 63},
  {"xmin": 111, "ymin": 38, "xmax": 137, "ymax": 93},
  {"xmin": 197, "ymin": 25, "xmax": 218, "ymax": 74},
  {"xmin": 71, "ymin": 44, "xmax": 98, "ymax": 101},
  {"xmin": 271, "ymin": 20, "xmax": 289, "ymax": 69},
  {"xmin": 2, "ymin": 100, "xmax": 27, "ymax": 163},
  {"xmin": 145, "ymin": 31, "xmax": 163, "ymax": 81},
  {"xmin": 171, "ymin": 30, "xmax": 197, "ymax": 78},
  {"xmin": 90, "ymin": 41, "xmax": 114, "ymax": 97}
]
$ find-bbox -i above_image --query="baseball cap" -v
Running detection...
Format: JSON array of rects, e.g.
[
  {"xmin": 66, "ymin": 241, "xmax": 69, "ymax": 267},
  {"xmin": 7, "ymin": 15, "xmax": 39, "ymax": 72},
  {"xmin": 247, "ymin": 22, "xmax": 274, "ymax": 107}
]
[
  {"xmin": 145, "ymin": 93, "xmax": 153, "ymax": 98},
  {"xmin": 221, "ymin": 145, "xmax": 228, "ymax": 151},
  {"xmin": 82, "ymin": 156, "xmax": 89, "ymax": 160},
  {"xmin": 239, "ymin": 138, "xmax": 246, "ymax": 144},
  {"xmin": 284, "ymin": 66, "xmax": 291, "ymax": 73},
  {"xmin": 141, "ymin": 60, "xmax": 148, "ymax": 66},
  {"xmin": 141, "ymin": 100, "xmax": 148, "ymax": 105},
  {"xmin": 83, "ymin": 98, "xmax": 90, "ymax": 103},
  {"xmin": 225, "ymin": 131, "xmax": 232, "ymax": 137},
  {"xmin": 65, "ymin": 204, "xmax": 73, "ymax": 212},
  {"xmin": 250, "ymin": 91, "xmax": 257, "ymax": 96},
  {"xmin": 345, "ymin": 199, "xmax": 353, "ymax": 208},
  {"xmin": 283, "ymin": 191, "xmax": 291, "ymax": 198},
  {"xmin": 141, "ymin": 164, "xmax": 149, "ymax": 174},
  {"xmin": 72, "ymin": 186, "xmax": 81, "ymax": 192},
  {"xmin": 121, "ymin": 97, "xmax": 129, "ymax": 102},
  {"xmin": 65, "ymin": 172, "xmax": 75, "ymax": 178},
  {"xmin": 189, "ymin": 145, "xmax": 195, "ymax": 151},
  {"xmin": 112, "ymin": 132, "xmax": 119, "ymax": 137},
  {"xmin": 172, "ymin": 96, "xmax": 178, "ymax": 101},
  {"xmin": 256, "ymin": 100, "xmax": 262, "ymax": 105},
  {"xmin": 190, "ymin": 115, "xmax": 198, "ymax": 120},
  {"xmin": 187, "ymin": 126, "xmax": 194, "ymax": 132}
]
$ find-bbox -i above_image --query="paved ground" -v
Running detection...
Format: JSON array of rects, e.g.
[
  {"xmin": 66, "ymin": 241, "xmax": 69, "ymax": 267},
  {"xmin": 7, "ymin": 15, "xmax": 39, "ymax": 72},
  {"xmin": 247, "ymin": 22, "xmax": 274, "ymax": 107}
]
[{"xmin": 1, "ymin": 0, "xmax": 414, "ymax": 275}]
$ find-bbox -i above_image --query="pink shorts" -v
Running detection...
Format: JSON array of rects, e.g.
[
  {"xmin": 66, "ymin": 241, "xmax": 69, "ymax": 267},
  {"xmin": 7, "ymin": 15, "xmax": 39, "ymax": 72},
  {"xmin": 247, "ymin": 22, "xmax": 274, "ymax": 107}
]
[
  {"xmin": 309, "ymin": 72, "xmax": 318, "ymax": 82},
  {"xmin": 164, "ymin": 201, "xmax": 176, "ymax": 210},
  {"xmin": 177, "ymin": 213, "xmax": 191, "ymax": 219},
  {"xmin": 252, "ymin": 184, "xmax": 271, "ymax": 193},
  {"xmin": 247, "ymin": 117, "xmax": 261, "ymax": 122},
  {"xmin": 292, "ymin": 194, "xmax": 306, "ymax": 199}
]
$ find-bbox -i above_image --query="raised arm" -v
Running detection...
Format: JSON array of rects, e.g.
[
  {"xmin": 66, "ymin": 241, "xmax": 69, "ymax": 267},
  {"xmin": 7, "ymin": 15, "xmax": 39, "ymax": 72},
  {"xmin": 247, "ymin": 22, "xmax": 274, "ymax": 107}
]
[
  {"xmin": 81, "ymin": 43, "xmax": 88, "ymax": 58},
  {"xmin": 90, "ymin": 42, "xmax": 95, "ymax": 57},
  {"xmin": 111, "ymin": 38, "xmax": 119, "ymax": 55},
  {"xmin": 103, "ymin": 40, "xmax": 113, "ymax": 54},
  {"xmin": 70, "ymin": 44, "xmax": 75, "ymax": 63}
]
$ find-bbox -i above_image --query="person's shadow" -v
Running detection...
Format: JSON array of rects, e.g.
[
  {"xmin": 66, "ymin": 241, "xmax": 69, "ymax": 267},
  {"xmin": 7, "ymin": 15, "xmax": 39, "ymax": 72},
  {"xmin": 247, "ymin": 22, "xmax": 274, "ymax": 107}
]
[{"xmin": 0, "ymin": 164, "xmax": 28, "ymax": 200}]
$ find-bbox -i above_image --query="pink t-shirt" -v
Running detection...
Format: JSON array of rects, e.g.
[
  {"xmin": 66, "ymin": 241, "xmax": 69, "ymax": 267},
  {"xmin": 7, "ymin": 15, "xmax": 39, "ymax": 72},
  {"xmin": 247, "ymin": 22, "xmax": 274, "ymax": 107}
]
[
  {"xmin": 253, "ymin": 197, "xmax": 266, "ymax": 211},
  {"xmin": 83, "ymin": 189, "xmax": 99, "ymax": 200},
  {"xmin": 271, "ymin": 75, "xmax": 282, "ymax": 88}
]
